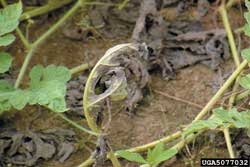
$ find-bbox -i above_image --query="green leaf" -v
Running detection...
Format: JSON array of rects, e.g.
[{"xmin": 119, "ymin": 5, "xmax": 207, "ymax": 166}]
[
  {"xmin": 183, "ymin": 118, "xmax": 221, "ymax": 137},
  {"xmin": 0, "ymin": 34, "xmax": 15, "ymax": 46},
  {"xmin": 0, "ymin": 2, "xmax": 22, "ymax": 36},
  {"xmin": 28, "ymin": 65, "xmax": 71, "ymax": 112},
  {"xmin": 184, "ymin": 107, "xmax": 250, "ymax": 138},
  {"xmin": 239, "ymin": 74, "xmax": 250, "ymax": 89},
  {"xmin": 147, "ymin": 143, "xmax": 165, "ymax": 164},
  {"xmin": 116, "ymin": 150, "xmax": 147, "ymax": 164},
  {"xmin": 0, "ymin": 80, "xmax": 15, "ymax": 113},
  {"xmin": 241, "ymin": 48, "xmax": 250, "ymax": 60},
  {"xmin": 244, "ymin": 23, "xmax": 250, "ymax": 37},
  {"xmin": 29, "ymin": 65, "xmax": 71, "ymax": 87},
  {"xmin": 146, "ymin": 143, "xmax": 177, "ymax": 166},
  {"xmin": 0, "ymin": 52, "xmax": 12, "ymax": 73},
  {"xmin": 244, "ymin": 12, "xmax": 250, "ymax": 25},
  {"xmin": 213, "ymin": 108, "xmax": 235, "ymax": 123},
  {"xmin": 0, "ymin": 80, "xmax": 14, "ymax": 91},
  {"xmin": 9, "ymin": 90, "xmax": 30, "ymax": 110},
  {"xmin": 150, "ymin": 148, "xmax": 177, "ymax": 166},
  {"xmin": 0, "ymin": 65, "xmax": 71, "ymax": 113}
]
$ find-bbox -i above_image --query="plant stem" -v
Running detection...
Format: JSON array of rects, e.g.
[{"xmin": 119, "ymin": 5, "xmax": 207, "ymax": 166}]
[
  {"xmin": 219, "ymin": 3, "xmax": 240, "ymax": 67},
  {"xmin": 118, "ymin": 0, "xmax": 130, "ymax": 10},
  {"xmin": 228, "ymin": 77, "xmax": 240, "ymax": 108},
  {"xmin": 124, "ymin": 131, "xmax": 182, "ymax": 153},
  {"xmin": 16, "ymin": 28, "xmax": 31, "ymax": 48},
  {"xmin": 15, "ymin": 0, "xmax": 84, "ymax": 88},
  {"xmin": 32, "ymin": 0, "xmax": 82, "ymax": 47},
  {"xmin": 194, "ymin": 60, "xmax": 247, "ymax": 121},
  {"xmin": 77, "ymin": 156, "xmax": 95, "ymax": 167},
  {"xmin": 226, "ymin": 0, "xmax": 241, "ymax": 9},
  {"xmin": 223, "ymin": 128, "xmax": 235, "ymax": 158},
  {"xmin": 172, "ymin": 132, "xmax": 200, "ymax": 151},
  {"xmin": 70, "ymin": 61, "xmax": 94, "ymax": 75},
  {"xmin": 107, "ymin": 150, "xmax": 122, "ymax": 167},
  {"xmin": 14, "ymin": 46, "xmax": 36, "ymax": 88},
  {"xmin": 220, "ymin": 2, "xmax": 239, "ymax": 158},
  {"xmin": 20, "ymin": 0, "xmax": 74, "ymax": 21},
  {"xmin": 235, "ymin": 90, "xmax": 250, "ymax": 101},
  {"xmin": 57, "ymin": 113, "xmax": 99, "ymax": 136},
  {"xmin": 82, "ymin": 1, "xmax": 117, "ymax": 7}
]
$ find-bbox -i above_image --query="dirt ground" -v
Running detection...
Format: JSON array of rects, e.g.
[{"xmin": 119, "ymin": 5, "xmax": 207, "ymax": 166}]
[{"xmin": 1, "ymin": 0, "xmax": 249, "ymax": 167}]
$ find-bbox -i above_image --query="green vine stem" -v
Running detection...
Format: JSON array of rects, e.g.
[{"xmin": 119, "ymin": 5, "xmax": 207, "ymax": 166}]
[
  {"xmin": 20, "ymin": 1, "xmax": 124, "ymax": 22},
  {"xmin": 219, "ymin": 2, "xmax": 240, "ymax": 67},
  {"xmin": 16, "ymin": 28, "xmax": 31, "ymax": 48},
  {"xmin": 223, "ymin": 128, "xmax": 235, "ymax": 157},
  {"xmin": 235, "ymin": 90, "xmax": 250, "ymax": 101},
  {"xmin": 14, "ymin": 0, "xmax": 85, "ymax": 88},
  {"xmin": 125, "ymin": 131, "xmax": 182, "ymax": 153},
  {"xmin": 219, "ymin": 1, "xmax": 239, "ymax": 158},
  {"xmin": 20, "ymin": 0, "xmax": 74, "ymax": 21},
  {"xmin": 194, "ymin": 60, "xmax": 247, "ymax": 121},
  {"xmin": 77, "ymin": 156, "xmax": 95, "ymax": 167},
  {"xmin": 57, "ymin": 113, "xmax": 99, "ymax": 136},
  {"xmin": 107, "ymin": 150, "xmax": 122, "ymax": 167},
  {"xmin": 226, "ymin": 0, "xmax": 241, "ymax": 9},
  {"xmin": 14, "ymin": 46, "xmax": 36, "ymax": 88},
  {"xmin": 70, "ymin": 61, "xmax": 95, "ymax": 75}
]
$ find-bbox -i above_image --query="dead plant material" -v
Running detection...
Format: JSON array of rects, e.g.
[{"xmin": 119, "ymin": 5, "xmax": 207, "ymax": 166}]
[
  {"xmin": 132, "ymin": 0, "xmax": 230, "ymax": 80},
  {"xmin": 0, "ymin": 128, "xmax": 76, "ymax": 166}
]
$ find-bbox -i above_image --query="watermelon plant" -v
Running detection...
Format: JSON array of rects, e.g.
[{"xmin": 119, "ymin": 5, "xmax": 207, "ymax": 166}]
[
  {"xmin": 0, "ymin": 2, "xmax": 71, "ymax": 114},
  {"xmin": 3, "ymin": 0, "xmax": 250, "ymax": 167}
]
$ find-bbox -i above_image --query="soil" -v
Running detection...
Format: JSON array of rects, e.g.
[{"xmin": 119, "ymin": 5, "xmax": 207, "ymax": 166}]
[{"xmin": 0, "ymin": 0, "xmax": 250, "ymax": 167}]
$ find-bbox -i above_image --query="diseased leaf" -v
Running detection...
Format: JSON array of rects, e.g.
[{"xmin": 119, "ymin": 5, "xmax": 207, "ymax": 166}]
[
  {"xmin": 0, "ymin": 34, "xmax": 15, "ymax": 46},
  {"xmin": 239, "ymin": 74, "xmax": 250, "ymax": 89},
  {"xmin": 0, "ymin": 2, "xmax": 22, "ymax": 36},
  {"xmin": 0, "ymin": 52, "xmax": 12, "ymax": 73},
  {"xmin": 116, "ymin": 150, "xmax": 147, "ymax": 164},
  {"xmin": 241, "ymin": 48, "xmax": 250, "ymax": 60}
]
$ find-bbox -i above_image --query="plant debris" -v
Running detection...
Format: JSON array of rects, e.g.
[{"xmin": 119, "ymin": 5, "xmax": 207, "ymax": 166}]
[
  {"xmin": 87, "ymin": 44, "xmax": 150, "ymax": 114},
  {"xmin": 0, "ymin": 128, "xmax": 76, "ymax": 166},
  {"xmin": 62, "ymin": 0, "xmax": 142, "ymax": 41},
  {"xmin": 234, "ymin": 130, "xmax": 250, "ymax": 159},
  {"xmin": 132, "ymin": 0, "xmax": 230, "ymax": 79},
  {"xmin": 66, "ymin": 75, "xmax": 87, "ymax": 116}
]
